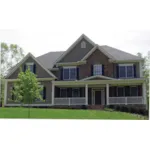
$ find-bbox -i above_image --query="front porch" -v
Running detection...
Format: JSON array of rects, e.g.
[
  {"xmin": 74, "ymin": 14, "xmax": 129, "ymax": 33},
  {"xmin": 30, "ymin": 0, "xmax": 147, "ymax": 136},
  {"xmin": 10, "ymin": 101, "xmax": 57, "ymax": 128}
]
[{"xmin": 52, "ymin": 80, "xmax": 146, "ymax": 106}]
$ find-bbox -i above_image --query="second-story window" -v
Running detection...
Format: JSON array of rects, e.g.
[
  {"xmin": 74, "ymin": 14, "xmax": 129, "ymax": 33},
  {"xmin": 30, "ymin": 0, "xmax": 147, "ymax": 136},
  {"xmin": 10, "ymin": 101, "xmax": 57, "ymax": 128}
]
[
  {"xmin": 93, "ymin": 64, "xmax": 102, "ymax": 75},
  {"xmin": 63, "ymin": 66, "xmax": 77, "ymax": 80},
  {"xmin": 25, "ymin": 62, "xmax": 34, "ymax": 73},
  {"xmin": 119, "ymin": 64, "xmax": 134, "ymax": 78}
]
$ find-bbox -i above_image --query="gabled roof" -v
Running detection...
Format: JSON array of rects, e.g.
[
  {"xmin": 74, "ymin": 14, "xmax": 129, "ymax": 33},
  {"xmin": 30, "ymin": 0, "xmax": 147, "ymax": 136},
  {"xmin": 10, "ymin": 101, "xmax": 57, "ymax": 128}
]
[
  {"xmin": 6, "ymin": 53, "xmax": 56, "ymax": 79},
  {"xmin": 37, "ymin": 51, "xmax": 64, "ymax": 69},
  {"xmin": 81, "ymin": 44, "xmax": 143, "ymax": 62},
  {"xmin": 100, "ymin": 45, "xmax": 143, "ymax": 61},
  {"xmin": 53, "ymin": 34, "xmax": 95, "ymax": 64}
]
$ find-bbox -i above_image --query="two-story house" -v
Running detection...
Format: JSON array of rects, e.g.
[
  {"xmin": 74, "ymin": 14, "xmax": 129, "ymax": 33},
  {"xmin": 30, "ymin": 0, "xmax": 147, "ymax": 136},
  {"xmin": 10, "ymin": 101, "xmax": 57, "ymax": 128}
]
[{"xmin": 4, "ymin": 34, "xmax": 146, "ymax": 107}]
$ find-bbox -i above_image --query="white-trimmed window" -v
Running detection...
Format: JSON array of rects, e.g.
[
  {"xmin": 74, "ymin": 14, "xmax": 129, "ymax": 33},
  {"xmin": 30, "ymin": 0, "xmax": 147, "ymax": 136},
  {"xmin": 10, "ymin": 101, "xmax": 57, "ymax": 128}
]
[
  {"xmin": 26, "ymin": 62, "xmax": 34, "ymax": 73},
  {"xmin": 60, "ymin": 88, "xmax": 67, "ymax": 97},
  {"xmin": 119, "ymin": 64, "xmax": 134, "ymax": 78},
  {"xmin": 63, "ymin": 66, "xmax": 77, "ymax": 80},
  {"xmin": 93, "ymin": 64, "xmax": 102, "ymax": 75},
  {"xmin": 81, "ymin": 41, "xmax": 86, "ymax": 48},
  {"xmin": 72, "ymin": 88, "xmax": 80, "ymax": 97}
]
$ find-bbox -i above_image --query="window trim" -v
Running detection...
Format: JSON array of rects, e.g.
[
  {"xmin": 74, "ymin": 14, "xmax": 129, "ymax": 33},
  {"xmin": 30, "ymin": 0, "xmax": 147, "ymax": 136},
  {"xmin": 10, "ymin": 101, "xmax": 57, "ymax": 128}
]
[
  {"xmin": 118, "ymin": 64, "xmax": 134, "ymax": 78},
  {"xmin": 63, "ymin": 66, "xmax": 77, "ymax": 80},
  {"xmin": 25, "ymin": 62, "xmax": 34, "ymax": 72},
  {"xmin": 93, "ymin": 64, "xmax": 102, "ymax": 76}
]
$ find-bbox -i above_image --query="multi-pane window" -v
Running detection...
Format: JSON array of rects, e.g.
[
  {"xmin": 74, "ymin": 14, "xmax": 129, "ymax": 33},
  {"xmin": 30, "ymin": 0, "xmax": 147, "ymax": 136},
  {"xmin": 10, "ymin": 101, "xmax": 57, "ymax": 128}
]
[
  {"xmin": 26, "ymin": 62, "xmax": 34, "ymax": 73},
  {"xmin": 116, "ymin": 86, "xmax": 138, "ymax": 97},
  {"xmin": 72, "ymin": 88, "xmax": 80, "ymax": 97},
  {"xmin": 119, "ymin": 64, "xmax": 134, "ymax": 78},
  {"xmin": 60, "ymin": 88, "xmax": 67, "ymax": 97},
  {"xmin": 130, "ymin": 86, "xmax": 138, "ymax": 96},
  {"xmin": 63, "ymin": 67, "xmax": 77, "ymax": 80},
  {"xmin": 117, "ymin": 87, "xmax": 125, "ymax": 97},
  {"xmin": 93, "ymin": 64, "xmax": 102, "ymax": 75}
]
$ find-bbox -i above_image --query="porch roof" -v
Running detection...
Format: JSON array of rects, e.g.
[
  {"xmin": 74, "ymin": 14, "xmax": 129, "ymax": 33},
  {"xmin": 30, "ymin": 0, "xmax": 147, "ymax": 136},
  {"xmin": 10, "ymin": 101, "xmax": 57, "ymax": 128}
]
[{"xmin": 53, "ymin": 78, "xmax": 145, "ymax": 86}]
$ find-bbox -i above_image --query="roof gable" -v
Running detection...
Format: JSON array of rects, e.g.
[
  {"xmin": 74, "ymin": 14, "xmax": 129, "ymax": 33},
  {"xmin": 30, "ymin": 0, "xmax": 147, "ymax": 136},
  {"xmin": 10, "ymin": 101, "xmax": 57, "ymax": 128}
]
[
  {"xmin": 54, "ymin": 34, "xmax": 95, "ymax": 64},
  {"xmin": 6, "ymin": 53, "xmax": 56, "ymax": 79},
  {"xmin": 81, "ymin": 44, "xmax": 143, "ymax": 62},
  {"xmin": 81, "ymin": 75, "xmax": 114, "ymax": 81}
]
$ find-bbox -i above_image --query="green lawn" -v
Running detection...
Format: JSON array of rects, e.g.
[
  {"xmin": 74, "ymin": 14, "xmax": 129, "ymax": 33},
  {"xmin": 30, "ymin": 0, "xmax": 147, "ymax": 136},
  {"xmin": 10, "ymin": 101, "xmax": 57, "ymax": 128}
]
[{"xmin": 0, "ymin": 108, "xmax": 147, "ymax": 119}]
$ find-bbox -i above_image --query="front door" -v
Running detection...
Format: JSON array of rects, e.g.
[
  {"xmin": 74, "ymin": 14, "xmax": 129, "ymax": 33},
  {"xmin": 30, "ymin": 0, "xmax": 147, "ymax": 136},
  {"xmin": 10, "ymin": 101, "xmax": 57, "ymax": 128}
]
[{"xmin": 95, "ymin": 91, "xmax": 101, "ymax": 105}]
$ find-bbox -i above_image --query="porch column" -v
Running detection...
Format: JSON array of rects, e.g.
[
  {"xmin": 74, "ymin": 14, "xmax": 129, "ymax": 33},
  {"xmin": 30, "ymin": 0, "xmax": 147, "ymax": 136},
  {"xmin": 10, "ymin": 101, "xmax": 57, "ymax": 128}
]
[
  {"xmin": 106, "ymin": 84, "xmax": 109, "ymax": 105},
  {"xmin": 142, "ymin": 82, "xmax": 146, "ymax": 105},
  {"xmin": 4, "ymin": 80, "xmax": 8, "ymax": 106},
  {"xmin": 85, "ymin": 84, "xmax": 88, "ymax": 105},
  {"xmin": 52, "ymin": 82, "xmax": 55, "ymax": 105}
]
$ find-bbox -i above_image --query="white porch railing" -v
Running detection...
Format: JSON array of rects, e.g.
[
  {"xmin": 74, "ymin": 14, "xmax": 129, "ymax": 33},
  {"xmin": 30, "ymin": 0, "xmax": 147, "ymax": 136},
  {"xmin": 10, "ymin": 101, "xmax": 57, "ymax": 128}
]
[
  {"xmin": 109, "ymin": 96, "xmax": 143, "ymax": 105},
  {"xmin": 54, "ymin": 97, "xmax": 86, "ymax": 105}
]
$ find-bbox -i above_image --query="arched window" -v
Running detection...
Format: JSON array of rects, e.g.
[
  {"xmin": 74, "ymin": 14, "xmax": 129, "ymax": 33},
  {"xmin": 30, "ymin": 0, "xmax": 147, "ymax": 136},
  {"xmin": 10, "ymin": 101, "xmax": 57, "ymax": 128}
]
[{"xmin": 81, "ymin": 41, "xmax": 86, "ymax": 48}]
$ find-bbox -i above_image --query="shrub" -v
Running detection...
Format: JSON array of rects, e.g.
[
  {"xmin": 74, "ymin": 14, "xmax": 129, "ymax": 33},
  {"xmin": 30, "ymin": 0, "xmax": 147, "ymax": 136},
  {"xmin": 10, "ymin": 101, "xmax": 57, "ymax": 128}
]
[
  {"xmin": 81, "ymin": 105, "xmax": 87, "ymax": 109},
  {"xmin": 106, "ymin": 105, "xmax": 148, "ymax": 116}
]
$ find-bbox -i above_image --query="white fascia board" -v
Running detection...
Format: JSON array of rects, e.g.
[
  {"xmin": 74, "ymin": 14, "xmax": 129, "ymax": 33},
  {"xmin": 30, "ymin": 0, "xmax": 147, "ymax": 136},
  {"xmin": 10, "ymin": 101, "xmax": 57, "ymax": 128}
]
[{"xmin": 5, "ymin": 53, "xmax": 57, "ymax": 79}]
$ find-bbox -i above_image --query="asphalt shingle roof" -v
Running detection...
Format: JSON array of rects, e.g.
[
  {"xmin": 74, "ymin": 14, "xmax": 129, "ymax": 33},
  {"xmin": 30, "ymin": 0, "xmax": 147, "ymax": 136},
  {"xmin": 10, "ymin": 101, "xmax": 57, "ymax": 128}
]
[
  {"xmin": 36, "ymin": 51, "xmax": 64, "ymax": 69},
  {"xmin": 100, "ymin": 45, "xmax": 142, "ymax": 61}
]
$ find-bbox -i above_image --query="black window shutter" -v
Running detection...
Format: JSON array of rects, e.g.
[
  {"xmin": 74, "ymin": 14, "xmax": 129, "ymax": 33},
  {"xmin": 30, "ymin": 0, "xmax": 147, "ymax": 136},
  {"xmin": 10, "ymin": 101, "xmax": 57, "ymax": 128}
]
[
  {"xmin": 60, "ymin": 68, "xmax": 63, "ymax": 80},
  {"xmin": 57, "ymin": 88, "xmax": 60, "ymax": 97},
  {"xmin": 116, "ymin": 65, "xmax": 119, "ymax": 78},
  {"xmin": 91, "ymin": 65, "xmax": 93, "ymax": 76},
  {"xmin": 133, "ymin": 64, "xmax": 136, "ymax": 78},
  {"xmin": 33, "ymin": 64, "xmax": 36, "ymax": 74},
  {"xmin": 114, "ymin": 87, "xmax": 117, "ymax": 97},
  {"xmin": 67, "ymin": 88, "xmax": 72, "ymax": 97},
  {"xmin": 102, "ymin": 65, "xmax": 104, "ymax": 75},
  {"xmin": 125, "ymin": 86, "xmax": 130, "ymax": 96},
  {"xmin": 138, "ymin": 85, "xmax": 141, "ymax": 96},
  {"xmin": 77, "ymin": 68, "xmax": 79, "ymax": 80},
  {"xmin": 43, "ymin": 86, "xmax": 46, "ymax": 99},
  {"xmin": 24, "ymin": 64, "xmax": 26, "ymax": 72},
  {"xmin": 109, "ymin": 87, "xmax": 112, "ymax": 97},
  {"xmin": 79, "ymin": 88, "xmax": 82, "ymax": 97},
  {"xmin": 12, "ymin": 87, "xmax": 15, "ymax": 100}
]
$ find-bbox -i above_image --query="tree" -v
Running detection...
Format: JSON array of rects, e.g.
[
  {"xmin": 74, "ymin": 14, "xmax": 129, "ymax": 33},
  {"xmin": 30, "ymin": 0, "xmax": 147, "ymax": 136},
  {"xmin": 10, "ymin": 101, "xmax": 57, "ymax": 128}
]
[
  {"xmin": 11, "ymin": 68, "xmax": 44, "ymax": 117},
  {"xmin": 0, "ymin": 42, "xmax": 25, "ymax": 106},
  {"xmin": 12, "ymin": 68, "xmax": 43, "ymax": 104},
  {"xmin": 137, "ymin": 51, "xmax": 150, "ymax": 109},
  {"xmin": 1, "ymin": 42, "xmax": 24, "ymax": 76}
]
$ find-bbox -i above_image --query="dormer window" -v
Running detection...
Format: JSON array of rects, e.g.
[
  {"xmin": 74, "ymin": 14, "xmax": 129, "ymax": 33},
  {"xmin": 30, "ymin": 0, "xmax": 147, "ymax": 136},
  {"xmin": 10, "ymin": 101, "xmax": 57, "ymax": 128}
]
[{"xmin": 81, "ymin": 41, "xmax": 86, "ymax": 48}]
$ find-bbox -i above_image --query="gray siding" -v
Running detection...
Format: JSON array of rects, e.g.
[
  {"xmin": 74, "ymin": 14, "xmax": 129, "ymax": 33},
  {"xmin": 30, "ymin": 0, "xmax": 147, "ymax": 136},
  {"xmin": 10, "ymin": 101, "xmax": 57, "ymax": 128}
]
[
  {"xmin": 59, "ymin": 38, "xmax": 94, "ymax": 63},
  {"xmin": 6, "ymin": 81, "xmax": 52, "ymax": 104},
  {"xmin": 8, "ymin": 56, "xmax": 53, "ymax": 79}
]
